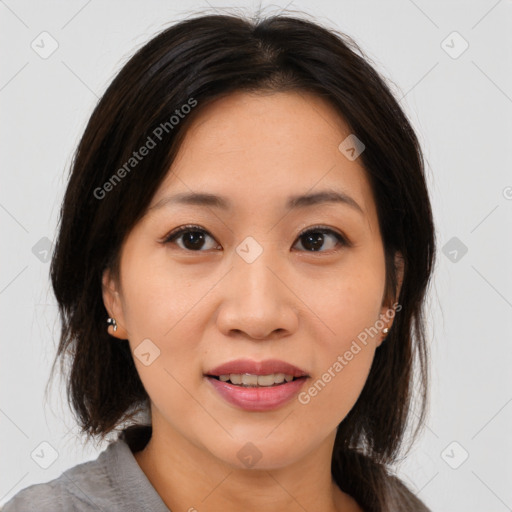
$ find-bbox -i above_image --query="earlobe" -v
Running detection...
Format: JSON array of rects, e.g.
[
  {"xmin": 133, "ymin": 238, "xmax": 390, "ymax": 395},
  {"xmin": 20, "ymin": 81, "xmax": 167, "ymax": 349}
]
[
  {"xmin": 376, "ymin": 326, "xmax": 389, "ymax": 348},
  {"xmin": 101, "ymin": 268, "xmax": 129, "ymax": 339},
  {"xmin": 377, "ymin": 251, "xmax": 404, "ymax": 347}
]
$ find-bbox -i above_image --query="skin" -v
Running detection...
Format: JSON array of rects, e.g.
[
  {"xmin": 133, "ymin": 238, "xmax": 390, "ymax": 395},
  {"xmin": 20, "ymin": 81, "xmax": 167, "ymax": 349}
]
[{"xmin": 102, "ymin": 90, "xmax": 403, "ymax": 512}]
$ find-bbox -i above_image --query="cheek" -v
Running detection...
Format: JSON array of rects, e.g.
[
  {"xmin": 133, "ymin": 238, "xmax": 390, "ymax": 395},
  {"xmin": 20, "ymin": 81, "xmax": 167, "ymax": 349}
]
[
  {"xmin": 296, "ymin": 325, "xmax": 376, "ymax": 435},
  {"xmin": 120, "ymin": 250, "xmax": 203, "ymax": 340},
  {"xmin": 294, "ymin": 264, "xmax": 383, "ymax": 420},
  {"xmin": 120, "ymin": 259, "xmax": 209, "ymax": 385},
  {"xmin": 310, "ymin": 264, "xmax": 384, "ymax": 352}
]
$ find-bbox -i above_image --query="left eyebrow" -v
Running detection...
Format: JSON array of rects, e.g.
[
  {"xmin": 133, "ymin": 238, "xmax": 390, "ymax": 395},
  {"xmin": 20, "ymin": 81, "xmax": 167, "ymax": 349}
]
[
  {"xmin": 286, "ymin": 190, "xmax": 364, "ymax": 215},
  {"xmin": 148, "ymin": 190, "xmax": 364, "ymax": 215}
]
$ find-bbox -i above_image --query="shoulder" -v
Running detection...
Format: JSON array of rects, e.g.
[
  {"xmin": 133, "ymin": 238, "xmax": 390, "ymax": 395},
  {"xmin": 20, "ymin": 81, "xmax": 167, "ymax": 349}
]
[
  {"xmin": 0, "ymin": 478, "xmax": 78, "ymax": 512},
  {"xmin": 1, "ymin": 426, "xmax": 164, "ymax": 512},
  {"xmin": 1, "ymin": 441, "xmax": 120, "ymax": 512}
]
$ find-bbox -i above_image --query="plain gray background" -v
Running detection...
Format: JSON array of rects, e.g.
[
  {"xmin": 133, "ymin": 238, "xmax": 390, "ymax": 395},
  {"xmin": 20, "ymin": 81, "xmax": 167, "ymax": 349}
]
[{"xmin": 1, "ymin": 1, "xmax": 511, "ymax": 510}]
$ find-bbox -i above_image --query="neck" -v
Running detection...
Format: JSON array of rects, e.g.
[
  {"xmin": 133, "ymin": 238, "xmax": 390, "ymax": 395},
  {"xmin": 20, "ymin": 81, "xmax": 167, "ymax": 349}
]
[{"xmin": 133, "ymin": 421, "xmax": 361, "ymax": 512}]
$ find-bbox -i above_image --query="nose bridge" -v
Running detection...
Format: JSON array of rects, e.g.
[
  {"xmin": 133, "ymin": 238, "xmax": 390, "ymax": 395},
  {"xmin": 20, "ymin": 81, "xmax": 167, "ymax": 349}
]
[
  {"xmin": 233, "ymin": 236, "xmax": 283, "ymax": 303},
  {"xmin": 215, "ymin": 236, "xmax": 298, "ymax": 339}
]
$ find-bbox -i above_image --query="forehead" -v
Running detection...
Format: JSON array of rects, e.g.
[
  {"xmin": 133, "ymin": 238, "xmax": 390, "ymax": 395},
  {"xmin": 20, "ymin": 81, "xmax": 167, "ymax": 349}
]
[{"xmin": 150, "ymin": 90, "xmax": 376, "ymax": 224}]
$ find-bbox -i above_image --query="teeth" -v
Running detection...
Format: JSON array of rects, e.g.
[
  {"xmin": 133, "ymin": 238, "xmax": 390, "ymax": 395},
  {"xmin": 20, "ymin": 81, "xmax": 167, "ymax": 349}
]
[
  {"xmin": 230, "ymin": 374, "xmax": 242, "ymax": 385},
  {"xmin": 274, "ymin": 372, "xmax": 285, "ymax": 384},
  {"xmin": 256, "ymin": 374, "xmax": 275, "ymax": 386},
  {"xmin": 217, "ymin": 373, "xmax": 298, "ymax": 386},
  {"xmin": 241, "ymin": 374, "xmax": 258, "ymax": 386}
]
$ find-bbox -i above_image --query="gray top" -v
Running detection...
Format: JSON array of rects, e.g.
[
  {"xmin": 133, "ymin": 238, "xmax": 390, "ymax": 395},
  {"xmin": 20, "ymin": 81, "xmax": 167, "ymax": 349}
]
[
  {"xmin": 1, "ymin": 425, "xmax": 430, "ymax": 511},
  {"xmin": 1, "ymin": 427, "xmax": 170, "ymax": 512}
]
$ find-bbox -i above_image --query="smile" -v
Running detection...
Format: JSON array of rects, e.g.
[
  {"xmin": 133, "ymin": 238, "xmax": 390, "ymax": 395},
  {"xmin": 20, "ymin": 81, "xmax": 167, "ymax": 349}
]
[
  {"xmin": 205, "ymin": 374, "xmax": 309, "ymax": 411},
  {"xmin": 213, "ymin": 372, "xmax": 297, "ymax": 387}
]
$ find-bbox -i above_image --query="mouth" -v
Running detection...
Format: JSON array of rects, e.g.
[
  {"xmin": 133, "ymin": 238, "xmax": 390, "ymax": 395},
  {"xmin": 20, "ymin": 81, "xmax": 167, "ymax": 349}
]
[
  {"xmin": 204, "ymin": 358, "xmax": 310, "ymax": 411},
  {"xmin": 206, "ymin": 373, "xmax": 307, "ymax": 388},
  {"xmin": 203, "ymin": 358, "xmax": 310, "ymax": 411},
  {"xmin": 205, "ymin": 358, "xmax": 309, "ymax": 381}
]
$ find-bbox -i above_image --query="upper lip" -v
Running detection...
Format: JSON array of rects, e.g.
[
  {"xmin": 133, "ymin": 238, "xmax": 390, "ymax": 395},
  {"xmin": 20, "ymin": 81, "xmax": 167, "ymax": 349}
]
[{"xmin": 205, "ymin": 359, "xmax": 309, "ymax": 378}]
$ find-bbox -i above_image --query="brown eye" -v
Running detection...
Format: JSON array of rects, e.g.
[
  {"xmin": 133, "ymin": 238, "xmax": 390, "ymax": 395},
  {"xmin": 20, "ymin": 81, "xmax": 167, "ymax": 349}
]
[
  {"xmin": 163, "ymin": 225, "xmax": 220, "ymax": 251},
  {"xmin": 163, "ymin": 224, "xmax": 349, "ymax": 253},
  {"xmin": 293, "ymin": 227, "xmax": 349, "ymax": 252}
]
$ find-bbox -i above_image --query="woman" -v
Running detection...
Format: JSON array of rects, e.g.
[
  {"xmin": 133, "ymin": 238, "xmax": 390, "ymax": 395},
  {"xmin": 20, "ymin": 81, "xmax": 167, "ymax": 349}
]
[{"xmin": 2, "ymin": 11, "xmax": 435, "ymax": 512}]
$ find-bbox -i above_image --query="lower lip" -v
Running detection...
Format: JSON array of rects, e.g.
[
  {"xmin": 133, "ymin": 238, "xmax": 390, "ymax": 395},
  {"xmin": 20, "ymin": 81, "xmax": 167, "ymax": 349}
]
[{"xmin": 205, "ymin": 376, "xmax": 308, "ymax": 412}]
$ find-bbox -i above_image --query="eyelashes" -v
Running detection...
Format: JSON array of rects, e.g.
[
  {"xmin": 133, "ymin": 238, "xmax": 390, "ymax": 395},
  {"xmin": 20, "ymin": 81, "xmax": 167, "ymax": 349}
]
[
  {"xmin": 163, "ymin": 225, "xmax": 221, "ymax": 252},
  {"xmin": 162, "ymin": 224, "xmax": 351, "ymax": 253}
]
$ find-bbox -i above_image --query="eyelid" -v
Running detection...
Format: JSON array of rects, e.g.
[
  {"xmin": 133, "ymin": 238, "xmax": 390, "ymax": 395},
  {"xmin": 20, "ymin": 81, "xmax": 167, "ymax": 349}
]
[
  {"xmin": 296, "ymin": 224, "xmax": 351, "ymax": 247},
  {"xmin": 161, "ymin": 224, "xmax": 220, "ymax": 249},
  {"xmin": 162, "ymin": 224, "xmax": 351, "ymax": 250},
  {"xmin": 162, "ymin": 224, "xmax": 209, "ymax": 243}
]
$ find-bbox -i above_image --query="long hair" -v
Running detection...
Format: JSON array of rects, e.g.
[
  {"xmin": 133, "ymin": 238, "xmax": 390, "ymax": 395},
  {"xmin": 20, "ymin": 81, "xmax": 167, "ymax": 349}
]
[{"xmin": 49, "ymin": 12, "xmax": 436, "ymax": 511}]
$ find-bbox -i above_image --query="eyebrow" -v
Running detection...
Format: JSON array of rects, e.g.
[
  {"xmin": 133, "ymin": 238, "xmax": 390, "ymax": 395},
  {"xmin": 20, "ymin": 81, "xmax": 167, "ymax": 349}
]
[{"xmin": 149, "ymin": 190, "xmax": 364, "ymax": 215}]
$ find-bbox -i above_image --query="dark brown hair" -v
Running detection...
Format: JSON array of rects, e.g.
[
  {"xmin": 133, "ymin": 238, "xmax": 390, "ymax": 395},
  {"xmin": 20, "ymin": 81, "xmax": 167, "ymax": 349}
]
[{"xmin": 48, "ymin": 11, "xmax": 435, "ymax": 511}]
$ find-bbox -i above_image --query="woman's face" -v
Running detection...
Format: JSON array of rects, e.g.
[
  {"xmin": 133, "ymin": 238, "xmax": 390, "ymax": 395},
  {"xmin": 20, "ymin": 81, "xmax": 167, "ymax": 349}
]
[{"xmin": 103, "ymin": 90, "xmax": 401, "ymax": 469}]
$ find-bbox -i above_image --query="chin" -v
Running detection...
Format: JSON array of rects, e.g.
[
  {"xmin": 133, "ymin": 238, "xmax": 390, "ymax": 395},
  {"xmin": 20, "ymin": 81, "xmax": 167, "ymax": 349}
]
[{"xmin": 205, "ymin": 436, "xmax": 308, "ymax": 472}]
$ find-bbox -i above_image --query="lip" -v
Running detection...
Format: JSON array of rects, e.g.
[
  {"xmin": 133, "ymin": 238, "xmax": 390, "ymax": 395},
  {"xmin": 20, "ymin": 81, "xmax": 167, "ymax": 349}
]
[
  {"xmin": 205, "ymin": 358, "xmax": 309, "ymax": 378},
  {"xmin": 204, "ymin": 358, "xmax": 310, "ymax": 412},
  {"xmin": 205, "ymin": 375, "xmax": 309, "ymax": 411}
]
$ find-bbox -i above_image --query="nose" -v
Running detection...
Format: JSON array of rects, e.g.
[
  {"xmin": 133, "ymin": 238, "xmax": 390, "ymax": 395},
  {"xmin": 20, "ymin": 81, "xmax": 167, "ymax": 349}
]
[{"xmin": 215, "ymin": 250, "xmax": 299, "ymax": 341}]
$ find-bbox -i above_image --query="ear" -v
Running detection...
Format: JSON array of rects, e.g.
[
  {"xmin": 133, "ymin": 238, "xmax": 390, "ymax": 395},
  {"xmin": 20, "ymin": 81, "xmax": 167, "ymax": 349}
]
[
  {"xmin": 102, "ymin": 268, "xmax": 129, "ymax": 340},
  {"xmin": 377, "ymin": 251, "xmax": 404, "ymax": 347}
]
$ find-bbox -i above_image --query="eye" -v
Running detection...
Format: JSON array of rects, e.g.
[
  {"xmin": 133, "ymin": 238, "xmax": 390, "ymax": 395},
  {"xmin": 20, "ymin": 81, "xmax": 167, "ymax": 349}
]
[
  {"xmin": 163, "ymin": 224, "xmax": 220, "ymax": 251},
  {"xmin": 293, "ymin": 226, "xmax": 349, "ymax": 252},
  {"xmin": 162, "ymin": 224, "xmax": 350, "ymax": 253}
]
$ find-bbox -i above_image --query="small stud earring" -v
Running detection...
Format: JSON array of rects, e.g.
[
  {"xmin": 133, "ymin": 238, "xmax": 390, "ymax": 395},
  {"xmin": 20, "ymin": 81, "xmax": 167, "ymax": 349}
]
[
  {"xmin": 107, "ymin": 317, "xmax": 118, "ymax": 332},
  {"xmin": 382, "ymin": 327, "xmax": 389, "ymax": 335}
]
